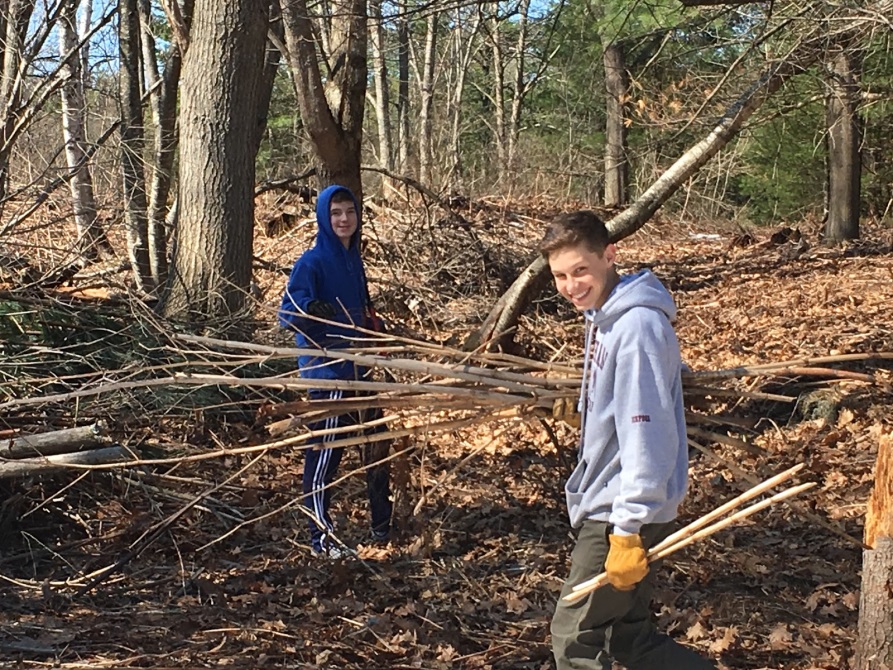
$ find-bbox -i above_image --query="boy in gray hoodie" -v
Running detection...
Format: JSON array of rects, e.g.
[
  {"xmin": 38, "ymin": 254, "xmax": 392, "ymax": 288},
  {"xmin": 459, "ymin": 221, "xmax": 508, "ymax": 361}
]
[{"xmin": 542, "ymin": 211, "xmax": 715, "ymax": 670}]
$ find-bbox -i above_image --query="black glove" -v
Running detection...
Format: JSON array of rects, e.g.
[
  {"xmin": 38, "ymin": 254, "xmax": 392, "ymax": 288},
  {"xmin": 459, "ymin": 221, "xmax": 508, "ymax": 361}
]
[{"xmin": 306, "ymin": 300, "xmax": 336, "ymax": 320}]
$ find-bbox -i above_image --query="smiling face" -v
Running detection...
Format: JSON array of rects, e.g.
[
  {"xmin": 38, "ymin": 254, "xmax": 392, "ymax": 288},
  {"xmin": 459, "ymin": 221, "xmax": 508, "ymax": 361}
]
[
  {"xmin": 548, "ymin": 243, "xmax": 619, "ymax": 312},
  {"xmin": 329, "ymin": 198, "xmax": 358, "ymax": 248}
]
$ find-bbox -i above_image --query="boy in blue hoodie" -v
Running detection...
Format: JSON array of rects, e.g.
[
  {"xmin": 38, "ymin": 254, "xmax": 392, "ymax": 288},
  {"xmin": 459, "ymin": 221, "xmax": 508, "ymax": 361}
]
[
  {"xmin": 278, "ymin": 185, "xmax": 392, "ymax": 558},
  {"xmin": 542, "ymin": 211, "xmax": 715, "ymax": 670}
]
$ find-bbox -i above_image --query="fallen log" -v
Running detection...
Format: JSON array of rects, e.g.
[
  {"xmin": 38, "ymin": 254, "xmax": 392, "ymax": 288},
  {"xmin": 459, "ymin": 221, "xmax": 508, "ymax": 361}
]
[
  {"xmin": 0, "ymin": 421, "xmax": 108, "ymax": 459},
  {"xmin": 0, "ymin": 446, "xmax": 130, "ymax": 479}
]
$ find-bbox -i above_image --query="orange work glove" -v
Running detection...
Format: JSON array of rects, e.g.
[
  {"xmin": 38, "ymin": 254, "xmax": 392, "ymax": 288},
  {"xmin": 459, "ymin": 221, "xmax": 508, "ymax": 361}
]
[
  {"xmin": 552, "ymin": 397, "xmax": 581, "ymax": 428},
  {"xmin": 605, "ymin": 533, "xmax": 649, "ymax": 591}
]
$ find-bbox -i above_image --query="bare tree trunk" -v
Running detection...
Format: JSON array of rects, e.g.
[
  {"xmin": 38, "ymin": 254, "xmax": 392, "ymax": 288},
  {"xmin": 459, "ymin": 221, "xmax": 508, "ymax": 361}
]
[
  {"xmin": 396, "ymin": 0, "xmax": 410, "ymax": 174},
  {"xmin": 447, "ymin": 6, "xmax": 482, "ymax": 188},
  {"xmin": 603, "ymin": 40, "xmax": 629, "ymax": 208},
  {"xmin": 119, "ymin": 0, "xmax": 154, "ymax": 295},
  {"xmin": 162, "ymin": 0, "xmax": 268, "ymax": 321},
  {"xmin": 0, "ymin": 0, "xmax": 37, "ymax": 216},
  {"xmin": 856, "ymin": 430, "xmax": 893, "ymax": 669},
  {"xmin": 489, "ymin": 6, "xmax": 506, "ymax": 180},
  {"xmin": 279, "ymin": 0, "xmax": 366, "ymax": 201},
  {"xmin": 59, "ymin": 0, "xmax": 106, "ymax": 260},
  {"xmin": 417, "ymin": 12, "xmax": 438, "ymax": 186},
  {"xmin": 505, "ymin": 0, "xmax": 531, "ymax": 175},
  {"xmin": 369, "ymin": 0, "xmax": 392, "ymax": 171},
  {"xmin": 139, "ymin": 0, "xmax": 193, "ymax": 289},
  {"xmin": 825, "ymin": 45, "xmax": 862, "ymax": 242}
]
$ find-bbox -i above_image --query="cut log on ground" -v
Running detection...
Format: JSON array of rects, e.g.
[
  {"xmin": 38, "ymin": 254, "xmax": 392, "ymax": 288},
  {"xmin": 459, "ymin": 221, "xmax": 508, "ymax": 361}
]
[
  {"xmin": 0, "ymin": 421, "xmax": 108, "ymax": 459},
  {"xmin": 0, "ymin": 446, "xmax": 130, "ymax": 479}
]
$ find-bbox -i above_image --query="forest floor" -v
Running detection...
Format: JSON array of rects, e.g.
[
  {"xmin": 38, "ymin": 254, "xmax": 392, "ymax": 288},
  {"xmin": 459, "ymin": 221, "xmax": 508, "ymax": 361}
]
[{"xmin": 1, "ymin": 194, "xmax": 892, "ymax": 669}]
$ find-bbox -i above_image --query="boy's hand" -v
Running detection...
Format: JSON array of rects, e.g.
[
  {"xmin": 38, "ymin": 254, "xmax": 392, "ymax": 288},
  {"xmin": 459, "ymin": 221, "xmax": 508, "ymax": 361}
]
[
  {"xmin": 307, "ymin": 300, "xmax": 336, "ymax": 319},
  {"xmin": 552, "ymin": 397, "xmax": 581, "ymax": 428},
  {"xmin": 605, "ymin": 533, "xmax": 649, "ymax": 590}
]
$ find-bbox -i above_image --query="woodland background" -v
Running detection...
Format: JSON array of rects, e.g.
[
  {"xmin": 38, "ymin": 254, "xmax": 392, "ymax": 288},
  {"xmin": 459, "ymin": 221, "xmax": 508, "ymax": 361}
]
[{"xmin": 1, "ymin": 0, "xmax": 893, "ymax": 668}]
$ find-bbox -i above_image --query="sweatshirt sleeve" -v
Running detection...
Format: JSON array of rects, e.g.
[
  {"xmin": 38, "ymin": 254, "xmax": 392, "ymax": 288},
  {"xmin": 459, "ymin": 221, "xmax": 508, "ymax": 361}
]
[
  {"xmin": 278, "ymin": 257, "xmax": 318, "ymax": 332},
  {"xmin": 609, "ymin": 316, "xmax": 682, "ymax": 535}
]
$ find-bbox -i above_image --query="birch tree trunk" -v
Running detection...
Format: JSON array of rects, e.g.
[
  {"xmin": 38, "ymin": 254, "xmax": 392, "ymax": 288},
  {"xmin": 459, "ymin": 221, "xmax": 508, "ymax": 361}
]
[
  {"xmin": 856, "ymin": 430, "xmax": 893, "ymax": 669},
  {"xmin": 119, "ymin": 0, "xmax": 154, "ymax": 295},
  {"xmin": 396, "ymin": 0, "xmax": 410, "ymax": 173},
  {"xmin": 161, "ymin": 0, "xmax": 268, "ymax": 321},
  {"xmin": 824, "ymin": 45, "xmax": 862, "ymax": 242},
  {"xmin": 370, "ymin": 0, "xmax": 392, "ymax": 171},
  {"xmin": 603, "ymin": 40, "xmax": 629, "ymax": 208},
  {"xmin": 417, "ymin": 12, "xmax": 438, "ymax": 187},
  {"xmin": 447, "ymin": 6, "xmax": 482, "ymax": 188},
  {"xmin": 59, "ymin": 0, "xmax": 106, "ymax": 260}
]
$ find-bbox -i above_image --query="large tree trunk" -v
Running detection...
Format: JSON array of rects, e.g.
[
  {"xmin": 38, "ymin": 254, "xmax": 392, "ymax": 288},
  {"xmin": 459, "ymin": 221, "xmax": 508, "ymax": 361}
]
[
  {"xmin": 59, "ymin": 0, "xmax": 106, "ymax": 260},
  {"xmin": 465, "ymin": 47, "xmax": 825, "ymax": 351},
  {"xmin": 161, "ymin": 0, "xmax": 268, "ymax": 321},
  {"xmin": 119, "ymin": 0, "xmax": 154, "ymax": 296},
  {"xmin": 824, "ymin": 45, "xmax": 862, "ymax": 242},
  {"xmin": 279, "ymin": 0, "xmax": 367, "ymax": 201},
  {"xmin": 603, "ymin": 40, "xmax": 629, "ymax": 208},
  {"xmin": 856, "ymin": 430, "xmax": 893, "ymax": 669}
]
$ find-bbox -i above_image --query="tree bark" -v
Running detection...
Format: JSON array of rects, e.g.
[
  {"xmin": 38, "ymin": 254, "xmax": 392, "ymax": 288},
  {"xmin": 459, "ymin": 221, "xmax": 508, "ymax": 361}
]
[
  {"xmin": 447, "ymin": 6, "xmax": 482, "ymax": 188},
  {"xmin": 161, "ymin": 0, "xmax": 269, "ymax": 321},
  {"xmin": 0, "ymin": 446, "xmax": 129, "ymax": 479},
  {"xmin": 369, "ymin": 0, "xmax": 392, "ymax": 171},
  {"xmin": 0, "ymin": 422, "xmax": 107, "ymax": 459},
  {"xmin": 279, "ymin": 0, "xmax": 367, "ymax": 201},
  {"xmin": 603, "ymin": 40, "xmax": 630, "ymax": 208},
  {"xmin": 59, "ymin": 0, "xmax": 106, "ymax": 260},
  {"xmin": 856, "ymin": 431, "xmax": 893, "ymax": 669},
  {"xmin": 824, "ymin": 45, "xmax": 862, "ymax": 242},
  {"xmin": 417, "ymin": 12, "xmax": 438, "ymax": 187},
  {"xmin": 0, "ymin": 0, "xmax": 37, "ymax": 217},
  {"xmin": 139, "ymin": 0, "xmax": 193, "ymax": 289},
  {"xmin": 119, "ymin": 0, "xmax": 154, "ymax": 296},
  {"xmin": 395, "ymin": 0, "xmax": 410, "ymax": 174}
]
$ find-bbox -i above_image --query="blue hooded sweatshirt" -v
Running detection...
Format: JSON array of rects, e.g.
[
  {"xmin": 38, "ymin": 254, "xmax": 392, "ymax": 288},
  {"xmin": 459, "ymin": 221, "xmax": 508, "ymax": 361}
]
[
  {"xmin": 565, "ymin": 270, "xmax": 688, "ymax": 535},
  {"xmin": 278, "ymin": 185, "xmax": 371, "ymax": 380}
]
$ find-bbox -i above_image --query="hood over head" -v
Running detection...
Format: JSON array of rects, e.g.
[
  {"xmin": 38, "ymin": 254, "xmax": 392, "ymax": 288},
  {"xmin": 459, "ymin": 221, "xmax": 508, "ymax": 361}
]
[
  {"xmin": 587, "ymin": 269, "xmax": 676, "ymax": 326},
  {"xmin": 315, "ymin": 184, "xmax": 362, "ymax": 253}
]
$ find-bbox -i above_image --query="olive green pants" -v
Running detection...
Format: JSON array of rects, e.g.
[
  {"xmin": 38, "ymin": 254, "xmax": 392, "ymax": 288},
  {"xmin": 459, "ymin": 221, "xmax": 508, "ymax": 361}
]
[{"xmin": 551, "ymin": 520, "xmax": 716, "ymax": 670}]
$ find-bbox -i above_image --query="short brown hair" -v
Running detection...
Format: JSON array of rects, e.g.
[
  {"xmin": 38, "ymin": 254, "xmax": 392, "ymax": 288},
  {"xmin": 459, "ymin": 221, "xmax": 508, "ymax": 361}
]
[
  {"xmin": 540, "ymin": 210, "xmax": 610, "ymax": 258},
  {"xmin": 330, "ymin": 188, "xmax": 355, "ymax": 205}
]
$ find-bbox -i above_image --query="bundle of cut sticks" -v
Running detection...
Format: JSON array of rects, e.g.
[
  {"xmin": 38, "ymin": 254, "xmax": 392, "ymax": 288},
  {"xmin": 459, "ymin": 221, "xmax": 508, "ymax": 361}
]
[{"xmin": 563, "ymin": 463, "xmax": 814, "ymax": 602}]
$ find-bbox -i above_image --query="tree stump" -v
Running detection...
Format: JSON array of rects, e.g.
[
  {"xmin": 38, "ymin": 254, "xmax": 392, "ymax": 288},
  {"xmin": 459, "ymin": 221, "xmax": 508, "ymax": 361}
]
[{"xmin": 856, "ymin": 429, "xmax": 893, "ymax": 669}]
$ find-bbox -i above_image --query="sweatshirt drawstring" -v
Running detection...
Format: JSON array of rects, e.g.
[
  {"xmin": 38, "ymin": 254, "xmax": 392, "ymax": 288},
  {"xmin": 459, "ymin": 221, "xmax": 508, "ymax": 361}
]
[{"xmin": 577, "ymin": 314, "xmax": 596, "ymax": 447}]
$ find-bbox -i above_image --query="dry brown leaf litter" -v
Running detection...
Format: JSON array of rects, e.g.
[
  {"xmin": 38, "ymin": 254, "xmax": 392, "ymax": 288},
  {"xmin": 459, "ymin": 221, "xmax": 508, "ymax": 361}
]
[{"xmin": 1, "ymin": 198, "xmax": 892, "ymax": 669}]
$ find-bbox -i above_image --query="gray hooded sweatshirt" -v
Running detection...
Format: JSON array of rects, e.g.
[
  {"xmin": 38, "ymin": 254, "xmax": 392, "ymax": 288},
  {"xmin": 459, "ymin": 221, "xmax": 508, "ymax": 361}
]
[{"xmin": 566, "ymin": 269, "xmax": 688, "ymax": 535}]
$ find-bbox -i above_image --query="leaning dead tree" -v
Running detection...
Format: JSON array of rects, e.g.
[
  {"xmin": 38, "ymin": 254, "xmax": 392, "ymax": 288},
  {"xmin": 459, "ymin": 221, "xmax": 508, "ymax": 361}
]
[{"xmin": 464, "ymin": 0, "xmax": 893, "ymax": 352}]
